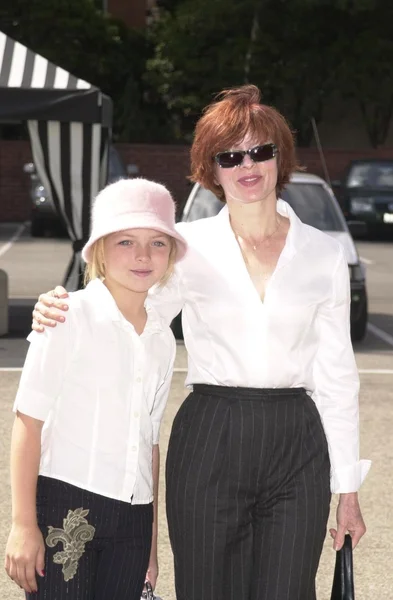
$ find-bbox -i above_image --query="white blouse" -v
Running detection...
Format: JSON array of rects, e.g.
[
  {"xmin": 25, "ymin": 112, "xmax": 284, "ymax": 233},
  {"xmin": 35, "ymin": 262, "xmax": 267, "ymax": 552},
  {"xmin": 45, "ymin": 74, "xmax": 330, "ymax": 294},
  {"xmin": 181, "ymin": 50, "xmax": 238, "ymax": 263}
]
[
  {"xmin": 14, "ymin": 279, "xmax": 176, "ymax": 504},
  {"xmin": 149, "ymin": 200, "xmax": 371, "ymax": 494}
]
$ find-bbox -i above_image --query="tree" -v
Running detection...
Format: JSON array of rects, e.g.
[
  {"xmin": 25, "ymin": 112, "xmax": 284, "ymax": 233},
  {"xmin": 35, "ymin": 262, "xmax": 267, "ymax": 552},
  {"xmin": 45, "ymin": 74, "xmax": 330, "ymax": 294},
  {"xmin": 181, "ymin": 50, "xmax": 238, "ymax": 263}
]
[
  {"xmin": 146, "ymin": 0, "xmax": 349, "ymax": 144},
  {"xmin": 244, "ymin": 0, "xmax": 347, "ymax": 145},
  {"xmin": 146, "ymin": 0, "xmax": 259, "ymax": 141},
  {"xmin": 0, "ymin": 0, "xmax": 173, "ymax": 141},
  {"xmin": 335, "ymin": 1, "xmax": 393, "ymax": 147},
  {"xmin": 147, "ymin": 0, "xmax": 393, "ymax": 146}
]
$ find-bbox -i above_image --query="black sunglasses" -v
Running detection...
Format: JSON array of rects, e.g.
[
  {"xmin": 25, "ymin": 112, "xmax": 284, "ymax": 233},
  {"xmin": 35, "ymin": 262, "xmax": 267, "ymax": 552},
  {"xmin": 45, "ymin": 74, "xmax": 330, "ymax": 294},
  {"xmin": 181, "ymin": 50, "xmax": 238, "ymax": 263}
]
[{"xmin": 214, "ymin": 143, "xmax": 278, "ymax": 169}]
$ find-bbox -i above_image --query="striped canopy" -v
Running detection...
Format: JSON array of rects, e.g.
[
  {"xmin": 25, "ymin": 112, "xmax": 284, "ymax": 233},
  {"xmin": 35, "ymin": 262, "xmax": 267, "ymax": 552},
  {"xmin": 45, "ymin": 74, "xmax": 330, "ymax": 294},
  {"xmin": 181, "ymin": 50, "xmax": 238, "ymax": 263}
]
[{"xmin": 0, "ymin": 31, "xmax": 112, "ymax": 289}]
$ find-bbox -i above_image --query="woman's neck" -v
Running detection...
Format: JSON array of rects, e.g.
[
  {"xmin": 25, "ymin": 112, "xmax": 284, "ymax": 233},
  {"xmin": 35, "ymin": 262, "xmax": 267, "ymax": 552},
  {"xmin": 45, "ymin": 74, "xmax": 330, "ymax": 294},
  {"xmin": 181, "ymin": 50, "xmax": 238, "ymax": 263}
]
[{"xmin": 227, "ymin": 196, "xmax": 280, "ymax": 240}]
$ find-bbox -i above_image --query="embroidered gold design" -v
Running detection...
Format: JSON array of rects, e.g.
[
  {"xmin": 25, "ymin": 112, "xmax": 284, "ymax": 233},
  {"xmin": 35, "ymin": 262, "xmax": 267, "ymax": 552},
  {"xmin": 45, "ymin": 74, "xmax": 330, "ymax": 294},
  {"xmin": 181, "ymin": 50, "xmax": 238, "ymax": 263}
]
[{"xmin": 46, "ymin": 507, "xmax": 95, "ymax": 582}]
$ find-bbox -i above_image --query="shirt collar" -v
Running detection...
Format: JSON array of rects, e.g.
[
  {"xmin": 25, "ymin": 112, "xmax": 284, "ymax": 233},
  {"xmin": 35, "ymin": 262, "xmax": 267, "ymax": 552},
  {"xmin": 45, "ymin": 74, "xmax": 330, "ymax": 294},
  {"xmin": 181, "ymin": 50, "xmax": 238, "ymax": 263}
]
[
  {"xmin": 216, "ymin": 198, "xmax": 309, "ymax": 260},
  {"xmin": 83, "ymin": 278, "xmax": 164, "ymax": 334}
]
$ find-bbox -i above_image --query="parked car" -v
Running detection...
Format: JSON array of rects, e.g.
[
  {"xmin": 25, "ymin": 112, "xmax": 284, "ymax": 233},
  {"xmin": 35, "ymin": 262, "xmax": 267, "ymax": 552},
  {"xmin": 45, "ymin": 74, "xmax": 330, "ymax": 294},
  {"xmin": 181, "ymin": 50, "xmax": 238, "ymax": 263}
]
[
  {"xmin": 172, "ymin": 172, "xmax": 368, "ymax": 342},
  {"xmin": 334, "ymin": 159, "xmax": 393, "ymax": 236},
  {"xmin": 24, "ymin": 146, "xmax": 131, "ymax": 237}
]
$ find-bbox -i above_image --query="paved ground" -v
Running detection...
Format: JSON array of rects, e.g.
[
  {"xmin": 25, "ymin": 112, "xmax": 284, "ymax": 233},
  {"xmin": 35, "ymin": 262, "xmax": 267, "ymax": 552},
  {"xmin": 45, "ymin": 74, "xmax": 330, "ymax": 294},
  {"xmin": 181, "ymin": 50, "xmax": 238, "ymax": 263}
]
[{"xmin": 0, "ymin": 224, "xmax": 392, "ymax": 599}]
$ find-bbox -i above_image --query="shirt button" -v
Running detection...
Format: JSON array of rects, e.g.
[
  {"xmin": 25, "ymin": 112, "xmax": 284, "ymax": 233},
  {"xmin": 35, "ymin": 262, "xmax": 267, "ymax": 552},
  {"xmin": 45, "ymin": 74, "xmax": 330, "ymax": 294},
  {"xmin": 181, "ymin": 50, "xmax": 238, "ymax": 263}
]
[
  {"xmin": 136, "ymin": 377, "xmax": 142, "ymax": 383},
  {"xmin": 134, "ymin": 412, "xmax": 139, "ymax": 418},
  {"xmin": 131, "ymin": 446, "xmax": 137, "ymax": 452}
]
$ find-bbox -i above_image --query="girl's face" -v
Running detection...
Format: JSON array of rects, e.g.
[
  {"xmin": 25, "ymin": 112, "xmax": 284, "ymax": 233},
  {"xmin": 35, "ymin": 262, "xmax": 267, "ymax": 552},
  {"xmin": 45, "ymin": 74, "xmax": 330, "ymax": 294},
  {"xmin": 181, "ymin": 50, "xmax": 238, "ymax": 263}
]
[
  {"xmin": 214, "ymin": 132, "xmax": 278, "ymax": 206},
  {"xmin": 103, "ymin": 228, "xmax": 172, "ymax": 295}
]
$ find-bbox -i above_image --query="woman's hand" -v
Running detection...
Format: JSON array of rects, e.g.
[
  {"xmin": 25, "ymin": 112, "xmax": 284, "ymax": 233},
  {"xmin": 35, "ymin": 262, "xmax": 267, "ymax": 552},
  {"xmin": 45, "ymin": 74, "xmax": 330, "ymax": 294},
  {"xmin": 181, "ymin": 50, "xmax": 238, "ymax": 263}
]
[
  {"xmin": 329, "ymin": 492, "xmax": 366, "ymax": 551},
  {"xmin": 5, "ymin": 523, "xmax": 45, "ymax": 593},
  {"xmin": 32, "ymin": 286, "xmax": 69, "ymax": 331},
  {"xmin": 145, "ymin": 555, "xmax": 159, "ymax": 590}
]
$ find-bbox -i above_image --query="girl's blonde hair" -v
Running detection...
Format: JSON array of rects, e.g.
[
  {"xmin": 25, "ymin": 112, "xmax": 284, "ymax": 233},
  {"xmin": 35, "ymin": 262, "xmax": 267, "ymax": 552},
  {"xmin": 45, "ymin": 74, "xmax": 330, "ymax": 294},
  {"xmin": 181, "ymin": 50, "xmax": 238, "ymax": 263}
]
[{"xmin": 84, "ymin": 234, "xmax": 177, "ymax": 287}]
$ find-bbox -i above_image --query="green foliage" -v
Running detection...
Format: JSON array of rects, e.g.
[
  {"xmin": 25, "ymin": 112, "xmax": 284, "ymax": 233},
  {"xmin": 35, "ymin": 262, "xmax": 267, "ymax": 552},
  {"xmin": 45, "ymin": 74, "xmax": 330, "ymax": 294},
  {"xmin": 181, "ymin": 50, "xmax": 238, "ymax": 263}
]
[
  {"xmin": 0, "ymin": 0, "xmax": 173, "ymax": 141},
  {"xmin": 146, "ymin": 0, "xmax": 259, "ymax": 141},
  {"xmin": 2, "ymin": 0, "xmax": 390, "ymax": 146},
  {"xmin": 335, "ymin": 3, "xmax": 393, "ymax": 147},
  {"xmin": 146, "ymin": 0, "xmax": 392, "ymax": 146}
]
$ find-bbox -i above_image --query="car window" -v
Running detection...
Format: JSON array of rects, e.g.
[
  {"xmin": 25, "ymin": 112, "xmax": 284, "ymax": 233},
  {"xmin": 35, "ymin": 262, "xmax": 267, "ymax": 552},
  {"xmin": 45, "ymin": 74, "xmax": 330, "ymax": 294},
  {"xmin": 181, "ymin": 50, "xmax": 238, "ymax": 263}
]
[
  {"xmin": 281, "ymin": 182, "xmax": 345, "ymax": 232},
  {"xmin": 108, "ymin": 146, "xmax": 126, "ymax": 183},
  {"xmin": 184, "ymin": 182, "xmax": 345, "ymax": 232},
  {"xmin": 183, "ymin": 187, "xmax": 223, "ymax": 221},
  {"xmin": 346, "ymin": 162, "xmax": 393, "ymax": 189}
]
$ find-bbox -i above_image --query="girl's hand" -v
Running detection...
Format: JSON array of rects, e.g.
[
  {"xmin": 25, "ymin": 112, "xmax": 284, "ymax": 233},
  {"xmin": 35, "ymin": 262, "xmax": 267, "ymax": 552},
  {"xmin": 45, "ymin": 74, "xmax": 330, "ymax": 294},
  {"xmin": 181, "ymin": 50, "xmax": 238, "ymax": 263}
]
[
  {"xmin": 5, "ymin": 523, "xmax": 45, "ymax": 593},
  {"xmin": 32, "ymin": 286, "xmax": 69, "ymax": 331},
  {"xmin": 145, "ymin": 556, "xmax": 159, "ymax": 590},
  {"xmin": 329, "ymin": 492, "xmax": 366, "ymax": 551}
]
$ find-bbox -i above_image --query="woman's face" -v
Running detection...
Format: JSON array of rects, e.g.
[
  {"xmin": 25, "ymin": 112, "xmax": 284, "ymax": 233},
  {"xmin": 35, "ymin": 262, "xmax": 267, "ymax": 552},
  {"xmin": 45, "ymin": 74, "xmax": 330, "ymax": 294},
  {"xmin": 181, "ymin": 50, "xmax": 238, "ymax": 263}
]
[{"xmin": 214, "ymin": 132, "xmax": 278, "ymax": 206}]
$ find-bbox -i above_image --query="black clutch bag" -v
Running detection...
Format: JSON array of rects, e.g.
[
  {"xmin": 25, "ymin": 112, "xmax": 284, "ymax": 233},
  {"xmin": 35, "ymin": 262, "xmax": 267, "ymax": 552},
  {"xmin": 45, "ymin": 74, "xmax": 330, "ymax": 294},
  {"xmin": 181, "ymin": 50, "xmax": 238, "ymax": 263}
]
[{"xmin": 330, "ymin": 534, "xmax": 355, "ymax": 600}]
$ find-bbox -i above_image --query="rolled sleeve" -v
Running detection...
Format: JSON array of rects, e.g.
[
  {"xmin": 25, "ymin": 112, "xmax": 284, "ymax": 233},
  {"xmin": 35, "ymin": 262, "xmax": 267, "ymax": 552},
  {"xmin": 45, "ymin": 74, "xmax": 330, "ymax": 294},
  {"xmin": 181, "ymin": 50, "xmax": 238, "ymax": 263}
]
[
  {"xmin": 148, "ymin": 267, "xmax": 186, "ymax": 325},
  {"xmin": 151, "ymin": 335, "xmax": 176, "ymax": 444},
  {"xmin": 312, "ymin": 245, "xmax": 371, "ymax": 494},
  {"xmin": 13, "ymin": 314, "xmax": 74, "ymax": 422}
]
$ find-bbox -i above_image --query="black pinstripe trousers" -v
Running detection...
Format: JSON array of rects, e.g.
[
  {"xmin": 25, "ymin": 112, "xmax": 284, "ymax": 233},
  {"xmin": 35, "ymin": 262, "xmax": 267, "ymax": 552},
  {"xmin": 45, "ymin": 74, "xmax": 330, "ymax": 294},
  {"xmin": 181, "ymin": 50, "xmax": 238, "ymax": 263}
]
[
  {"xmin": 166, "ymin": 385, "xmax": 331, "ymax": 600},
  {"xmin": 26, "ymin": 476, "xmax": 153, "ymax": 600}
]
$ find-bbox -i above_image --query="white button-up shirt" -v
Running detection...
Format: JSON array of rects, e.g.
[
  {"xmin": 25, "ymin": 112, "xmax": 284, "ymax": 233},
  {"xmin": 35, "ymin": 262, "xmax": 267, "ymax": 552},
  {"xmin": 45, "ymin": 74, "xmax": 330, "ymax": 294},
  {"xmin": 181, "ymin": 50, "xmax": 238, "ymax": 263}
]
[
  {"xmin": 149, "ymin": 200, "xmax": 371, "ymax": 494},
  {"xmin": 14, "ymin": 279, "xmax": 176, "ymax": 504}
]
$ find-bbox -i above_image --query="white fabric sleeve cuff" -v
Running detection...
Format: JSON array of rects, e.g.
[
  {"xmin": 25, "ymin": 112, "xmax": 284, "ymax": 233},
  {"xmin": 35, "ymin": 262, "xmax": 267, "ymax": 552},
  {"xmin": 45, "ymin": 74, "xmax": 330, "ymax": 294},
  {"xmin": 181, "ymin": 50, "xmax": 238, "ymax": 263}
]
[
  {"xmin": 13, "ymin": 388, "xmax": 55, "ymax": 422},
  {"xmin": 330, "ymin": 459, "xmax": 372, "ymax": 494}
]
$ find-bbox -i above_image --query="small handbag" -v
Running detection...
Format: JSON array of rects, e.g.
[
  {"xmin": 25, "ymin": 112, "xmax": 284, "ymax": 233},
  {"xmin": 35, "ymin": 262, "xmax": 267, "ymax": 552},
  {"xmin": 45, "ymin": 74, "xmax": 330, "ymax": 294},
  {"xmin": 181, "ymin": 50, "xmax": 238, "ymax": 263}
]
[
  {"xmin": 330, "ymin": 534, "xmax": 355, "ymax": 600},
  {"xmin": 141, "ymin": 581, "xmax": 163, "ymax": 600}
]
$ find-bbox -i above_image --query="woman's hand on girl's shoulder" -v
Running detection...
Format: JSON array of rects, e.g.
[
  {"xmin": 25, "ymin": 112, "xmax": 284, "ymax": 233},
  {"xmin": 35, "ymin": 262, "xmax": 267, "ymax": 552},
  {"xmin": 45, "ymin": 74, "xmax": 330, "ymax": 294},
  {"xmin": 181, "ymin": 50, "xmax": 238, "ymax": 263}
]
[
  {"xmin": 32, "ymin": 286, "xmax": 69, "ymax": 332},
  {"xmin": 5, "ymin": 523, "xmax": 45, "ymax": 593}
]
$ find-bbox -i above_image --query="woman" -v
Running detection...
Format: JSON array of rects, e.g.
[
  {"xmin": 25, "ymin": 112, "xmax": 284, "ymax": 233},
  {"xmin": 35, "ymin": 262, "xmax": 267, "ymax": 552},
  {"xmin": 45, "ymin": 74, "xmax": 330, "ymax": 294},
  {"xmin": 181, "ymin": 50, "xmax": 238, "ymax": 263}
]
[{"xmin": 31, "ymin": 85, "xmax": 370, "ymax": 600}]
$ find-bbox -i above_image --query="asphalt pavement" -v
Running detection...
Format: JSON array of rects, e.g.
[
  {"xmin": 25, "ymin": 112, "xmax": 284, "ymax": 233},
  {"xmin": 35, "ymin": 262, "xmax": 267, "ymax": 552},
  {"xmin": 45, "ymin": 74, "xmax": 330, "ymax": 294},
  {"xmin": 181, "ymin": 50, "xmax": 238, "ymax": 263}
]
[{"xmin": 0, "ymin": 223, "xmax": 392, "ymax": 600}]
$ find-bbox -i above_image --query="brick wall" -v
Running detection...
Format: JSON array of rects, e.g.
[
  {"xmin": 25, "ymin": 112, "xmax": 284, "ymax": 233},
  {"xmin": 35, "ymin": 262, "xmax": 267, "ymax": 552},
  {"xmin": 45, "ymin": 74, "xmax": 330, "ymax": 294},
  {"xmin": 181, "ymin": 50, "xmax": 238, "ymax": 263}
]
[
  {"xmin": 107, "ymin": 0, "xmax": 147, "ymax": 28},
  {"xmin": 0, "ymin": 140, "xmax": 392, "ymax": 222},
  {"xmin": 0, "ymin": 141, "xmax": 33, "ymax": 222},
  {"xmin": 116, "ymin": 143, "xmax": 192, "ymax": 216}
]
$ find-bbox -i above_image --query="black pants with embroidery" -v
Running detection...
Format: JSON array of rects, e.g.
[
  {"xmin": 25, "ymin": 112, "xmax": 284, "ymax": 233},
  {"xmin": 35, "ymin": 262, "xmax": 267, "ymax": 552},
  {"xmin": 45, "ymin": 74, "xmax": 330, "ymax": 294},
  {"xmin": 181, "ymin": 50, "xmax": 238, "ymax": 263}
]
[
  {"xmin": 26, "ymin": 476, "xmax": 153, "ymax": 600},
  {"xmin": 166, "ymin": 385, "xmax": 332, "ymax": 600}
]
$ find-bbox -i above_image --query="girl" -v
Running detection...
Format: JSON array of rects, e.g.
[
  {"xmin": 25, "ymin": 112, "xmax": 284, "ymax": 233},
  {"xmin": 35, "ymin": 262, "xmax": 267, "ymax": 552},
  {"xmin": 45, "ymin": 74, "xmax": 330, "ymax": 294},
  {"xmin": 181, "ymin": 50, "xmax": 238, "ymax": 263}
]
[
  {"xmin": 31, "ymin": 86, "xmax": 370, "ymax": 600},
  {"xmin": 5, "ymin": 178, "xmax": 187, "ymax": 600}
]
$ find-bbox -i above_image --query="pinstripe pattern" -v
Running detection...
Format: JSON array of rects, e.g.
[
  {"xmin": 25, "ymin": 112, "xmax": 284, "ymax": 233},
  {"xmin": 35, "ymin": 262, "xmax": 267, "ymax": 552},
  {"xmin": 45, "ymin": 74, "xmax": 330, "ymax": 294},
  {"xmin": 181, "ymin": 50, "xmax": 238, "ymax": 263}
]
[
  {"xmin": 166, "ymin": 385, "xmax": 331, "ymax": 600},
  {"xmin": 27, "ymin": 119, "xmax": 111, "ymax": 290},
  {"xmin": 26, "ymin": 476, "xmax": 152, "ymax": 600}
]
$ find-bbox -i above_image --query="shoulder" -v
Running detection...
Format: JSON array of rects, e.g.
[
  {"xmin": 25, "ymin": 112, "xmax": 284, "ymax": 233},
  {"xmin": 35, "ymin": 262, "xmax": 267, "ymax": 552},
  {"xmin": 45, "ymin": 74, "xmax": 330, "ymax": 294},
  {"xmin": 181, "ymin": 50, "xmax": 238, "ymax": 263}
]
[
  {"xmin": 63, "ymin": 287, "xmax": 94, "ymax": 322},
  {"xmin": 176, "ymin": 213, "xmax": 222, "ymax": 242},
  {"xmin": 26, "ymin": 288, "xmax": 91, "ymax": 346},
  {"xmin": 302, "ymin": 223, "xmax": 344, "ymax": 265}
]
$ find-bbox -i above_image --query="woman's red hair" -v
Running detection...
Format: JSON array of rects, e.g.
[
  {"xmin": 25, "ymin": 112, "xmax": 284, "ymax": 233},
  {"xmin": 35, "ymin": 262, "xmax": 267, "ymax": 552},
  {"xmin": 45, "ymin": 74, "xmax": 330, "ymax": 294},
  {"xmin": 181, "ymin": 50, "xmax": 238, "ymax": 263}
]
[{"xmin": 190, "ymin": 85, "xmax": 300, "ymax": 200}]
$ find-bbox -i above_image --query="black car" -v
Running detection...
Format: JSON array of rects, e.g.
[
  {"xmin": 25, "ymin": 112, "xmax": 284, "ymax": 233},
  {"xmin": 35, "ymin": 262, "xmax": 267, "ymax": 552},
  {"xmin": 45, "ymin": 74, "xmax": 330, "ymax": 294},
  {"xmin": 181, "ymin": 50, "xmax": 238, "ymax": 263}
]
[
  {"xmin": 335, "ymin": 159, "xmax": 393, "ymax": 236},
  {"xmin": 172, "ymin": 173, "xmax": 368, "ymax": 342}
]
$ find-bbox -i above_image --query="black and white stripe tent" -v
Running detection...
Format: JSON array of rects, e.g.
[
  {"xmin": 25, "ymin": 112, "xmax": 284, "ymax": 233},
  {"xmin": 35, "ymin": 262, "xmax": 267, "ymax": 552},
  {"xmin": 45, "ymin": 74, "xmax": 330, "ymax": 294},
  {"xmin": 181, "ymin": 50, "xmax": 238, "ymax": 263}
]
[{"xmin": 0, "ymin": 31, "xmax": 112, "ymax": 289}]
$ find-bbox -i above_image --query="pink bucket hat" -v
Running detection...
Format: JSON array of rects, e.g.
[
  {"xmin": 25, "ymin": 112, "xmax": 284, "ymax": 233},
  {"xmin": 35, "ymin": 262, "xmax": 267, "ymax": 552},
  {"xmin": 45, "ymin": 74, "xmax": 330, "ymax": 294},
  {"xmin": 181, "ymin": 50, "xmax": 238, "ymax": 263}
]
[{"xmin": 82, "ymin": 178, "xmax": 187, "ymax": 263}]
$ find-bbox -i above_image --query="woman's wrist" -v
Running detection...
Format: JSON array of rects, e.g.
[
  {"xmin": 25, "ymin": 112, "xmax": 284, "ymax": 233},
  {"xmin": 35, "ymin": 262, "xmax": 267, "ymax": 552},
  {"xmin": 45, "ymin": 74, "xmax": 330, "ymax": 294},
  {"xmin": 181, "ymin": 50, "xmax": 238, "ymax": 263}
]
[{"xmin": 339, "ymin": 491, "xmax": 358, "ymax": 504}]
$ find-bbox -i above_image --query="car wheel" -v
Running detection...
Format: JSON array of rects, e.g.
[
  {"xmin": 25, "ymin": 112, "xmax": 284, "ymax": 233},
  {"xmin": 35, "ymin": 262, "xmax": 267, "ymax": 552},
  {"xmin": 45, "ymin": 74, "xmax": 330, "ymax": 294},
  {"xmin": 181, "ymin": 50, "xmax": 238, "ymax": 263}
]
[
  {"xmin": 30, "ymin": 217, "xmax": 46, "ymax": 237},
  {"xmin": 351, "ymin": 301, "xmax": 368, "ymax": 342}
]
